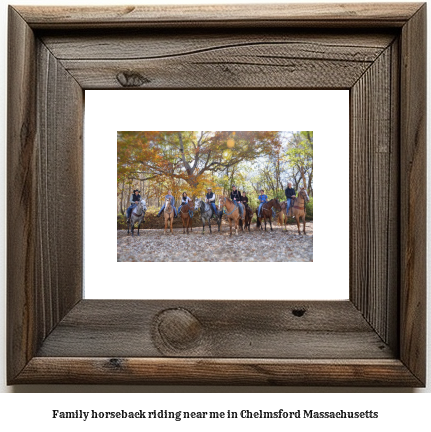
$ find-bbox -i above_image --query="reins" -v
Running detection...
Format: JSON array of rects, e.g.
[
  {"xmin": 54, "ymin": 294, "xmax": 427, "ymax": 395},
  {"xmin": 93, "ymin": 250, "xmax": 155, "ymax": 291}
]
[{"xmin": 221, "ymin": 199, "xmax": 239, "ymax": 217}]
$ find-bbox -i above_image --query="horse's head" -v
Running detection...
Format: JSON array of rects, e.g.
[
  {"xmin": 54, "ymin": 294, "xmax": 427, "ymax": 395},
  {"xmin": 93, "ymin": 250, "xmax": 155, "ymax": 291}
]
[
  {"xmin": 219, "ymin": 196, "xmax": 226, "ymax": 209},
  {"xmin": 299, "ymin": 188, "xmax": 309, "ymax": 203},
  {"xmin": 165, "ymin": 198, "xmax": 171, "ymax": 209},
  {"xmin": 272, "ymin": 198, "xmax": 282, "ymax": 211},
  {"xmin": 139, "ymin": 199, "xmax": 147, "ymax": 212},
  {"xmin": 194, "ymin": 198, "xmax": 202, "ymax": 211}
]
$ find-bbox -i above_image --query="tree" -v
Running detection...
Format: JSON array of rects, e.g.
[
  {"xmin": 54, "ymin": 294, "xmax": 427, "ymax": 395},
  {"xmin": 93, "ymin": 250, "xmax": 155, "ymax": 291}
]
[
  {"xmin": 285, "ymin": 131, "xmax": 313, "ymax": 195},
  {"xmin": 117, "ymin": 131, "xmax": 280, "ymax": 197}
]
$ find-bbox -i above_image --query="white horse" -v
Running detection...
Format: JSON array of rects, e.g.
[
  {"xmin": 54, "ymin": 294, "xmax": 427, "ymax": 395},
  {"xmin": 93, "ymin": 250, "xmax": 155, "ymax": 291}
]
[{"xmin": 127, "ymin": 199, "xmax": 147, "ymax": 236}]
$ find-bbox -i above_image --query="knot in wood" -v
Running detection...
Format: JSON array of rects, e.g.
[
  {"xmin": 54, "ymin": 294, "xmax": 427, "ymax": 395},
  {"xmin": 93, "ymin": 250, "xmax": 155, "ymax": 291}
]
[
  {"xmin": 155, "ymin": 308, "xmax": 203, "ymax": 351},
  {"xmin": 116, "ymin": 71, "xmax": 150, "ymax": 87}
]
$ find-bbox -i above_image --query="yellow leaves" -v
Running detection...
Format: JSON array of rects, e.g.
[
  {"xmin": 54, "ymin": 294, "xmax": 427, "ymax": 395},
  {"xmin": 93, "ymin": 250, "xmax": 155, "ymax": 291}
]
[{"xmin": 227, "ymin": 138, "xmax": 235, "ymax": 148}]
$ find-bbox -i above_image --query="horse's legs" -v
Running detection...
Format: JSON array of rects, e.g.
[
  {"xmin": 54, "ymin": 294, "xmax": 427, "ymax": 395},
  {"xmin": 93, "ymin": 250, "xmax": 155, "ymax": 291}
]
[
  {"xmin": 235, "ymin": 218, "xmax": 238, "ymax": 236},
  {"xmin": 229, "ymin": 218, "xmax": 232, "ymax": 236},
  {"xmin": 202, "ymin": 219, "xmax": 205, "ymax": 234},
  {"xmin": 170, "ymin": 216, "xmax": 174, "ymax": 234},
  {"xmin": 296, "ymin": 215, "xmax": 300, "ymax": 234},
  {"xmin": 137, "ymin": 221, "xmax": 140, "ymax": 236},
  {"xmin": 269, "ymin": 217, "xmax": 273, "ymax": 232},
  {"xmin": 303, "ymin": 215, "xmax": 306, "ymax": 234}
]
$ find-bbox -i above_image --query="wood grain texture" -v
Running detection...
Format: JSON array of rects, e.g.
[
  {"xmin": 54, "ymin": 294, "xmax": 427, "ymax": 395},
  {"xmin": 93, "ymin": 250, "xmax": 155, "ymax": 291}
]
[
  {"xmin": 15, "ymin": 358, "xmax": 423, "ymax": 386},
  {"xmin": 51, "ymin": 31, "xmax": 394, "ymax": 89},
  {"xmin": 15, "ymin": 3, "xmax": 423, "ymax": 29},
  {"xmin": 41, "ymin": 31, "xmax": 395, "ymax": 60},
  {"xmin": 7, "ymin": 6, "xmax": 83, "ymax": 384},
  {"xmin": 7, "ymin": 3, "xmax": 427, "ymax": 386},
  {"xmin": 7, "ymin": 6, "xmax": 38, "ymax": 381},
  {"xmin": 42, "ymin": 30, "xmax": 395, "ymax": 89},
  {"xmin": 35, "ymin": 41, "xmax": 83, "ymax": 338},
  {"xmin": 36, "ymin": 300, "xmax": 393, "ymax": 359},
  {"xmin": 350, "ymin": 44, "xmax": 398, "ymax": 348},
  {"xmin": 399, "ymin": 3, "xmax": 427, "ymax": 385}
]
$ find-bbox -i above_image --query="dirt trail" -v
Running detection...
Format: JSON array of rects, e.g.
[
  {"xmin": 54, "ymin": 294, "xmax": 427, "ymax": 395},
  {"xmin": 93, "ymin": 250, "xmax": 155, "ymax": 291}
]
[{"xmin": 117, "ymin": 222, "xmax": 313, "ymax": 262}]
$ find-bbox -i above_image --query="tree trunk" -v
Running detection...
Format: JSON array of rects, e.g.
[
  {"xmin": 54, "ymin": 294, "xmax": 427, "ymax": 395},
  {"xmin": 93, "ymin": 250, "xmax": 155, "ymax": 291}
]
[
  {"xmin": 120, "ymin": 180, "xmax": 125, "ymax": 215},
  {"xmin": 300, "ymin": 166, "xmax": 307, "ymax": 190}
]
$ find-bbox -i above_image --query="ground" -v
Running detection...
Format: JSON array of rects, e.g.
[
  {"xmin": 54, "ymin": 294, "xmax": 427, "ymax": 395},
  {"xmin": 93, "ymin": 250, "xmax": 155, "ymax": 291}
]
[{"xmin": 117, "ymin": 220, "xmax": 313, "ymax": 262}]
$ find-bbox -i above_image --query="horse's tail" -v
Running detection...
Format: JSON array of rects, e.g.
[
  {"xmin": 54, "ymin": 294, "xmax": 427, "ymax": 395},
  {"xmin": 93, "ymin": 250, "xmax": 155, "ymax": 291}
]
[
  {"xmin": 239, "ymin": 219, "xmax": 243, "ymax": 228},
  {"xmin": 277, "ymin": 212, "xmax": 283, "ymax": 226},
  {"xmin": 256, "ymin": 218, "xmax": 261, "ymax": 228}
]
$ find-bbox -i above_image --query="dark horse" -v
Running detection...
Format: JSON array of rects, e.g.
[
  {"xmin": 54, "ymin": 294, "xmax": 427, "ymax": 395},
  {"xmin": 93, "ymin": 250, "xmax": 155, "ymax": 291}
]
[
  {"xmin": 256, "ymin": 198, "xmax": 282, "ymax": 232},
  {"xmin": 239, "ymin": 203, "xmax": 253, "ymax": 232}
]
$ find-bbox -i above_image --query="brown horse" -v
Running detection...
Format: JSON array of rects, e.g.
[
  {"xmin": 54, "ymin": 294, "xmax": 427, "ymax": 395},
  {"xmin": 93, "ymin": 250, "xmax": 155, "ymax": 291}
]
[
  {"xmin": 277, "ymin": 199, "xmax": 295, "ymax": 231},
  {"xmin": 164, "ymin": 198, "xmax": 175, "ymax": 235},
  {"xmin": 179, "ymin": 200, "xmax": 193, "ymax": 234},
  {"xmin": 292, "ymin": 188, "xmax": 309, "ymax": 235},
  {"xmin": 256, "ymin": 198, "xmax": 282, "ymax": 232},
  {"xmin": 243, "ymin": 203, "xmax": 253, "ymax": 232},
  {"xmin": 219, "ymin": 196, "xmax": 244, "ymax": 236},
  {"xmin": 277, "ymin": 201, "xmax": 289, "ymax": 231}
]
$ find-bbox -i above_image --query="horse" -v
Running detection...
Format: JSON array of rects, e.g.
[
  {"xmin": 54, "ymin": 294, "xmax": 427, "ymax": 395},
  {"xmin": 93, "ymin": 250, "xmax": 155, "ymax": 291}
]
[
  {"xmin": 163, "ymin": 198, "xmax": 175, "ymax": 235},
  {"xmin": 127, "ymin": 199, "xmax": 147, "ymax": 236},
  {"xmin": 256, "ymin": 198, "xmax": 282, "ymax": 232},
  {"xmin": 278, "ymin": 198, "xmax": 296, "ymax": 230},
  {"xmin": 195, "ymin": 198, "xmax": 221, "ymax": 234},
  {"xmin": 179, "ymin": 200, "xmax": 194, "ymax": 234},
  {"xmin": 292, "ymin": 188, "xmax": 309, "ymax": 235},
  {"xmin": 219, "ymin": 196, "xmax": 245, "ymax": 236},
  {"xmin": 242, "ymin": 203, "xmax": 253, "ymax": 232}
]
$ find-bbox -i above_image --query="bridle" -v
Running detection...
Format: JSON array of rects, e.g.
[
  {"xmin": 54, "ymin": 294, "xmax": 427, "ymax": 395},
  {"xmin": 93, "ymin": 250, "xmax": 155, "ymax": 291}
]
[
  {"xmin": 220, "ymin": 197, "xmax": 238, "ymax": 217},
  {"xmin": 293, "ymin": 191, "xmax": 308, "ymax": 210},
  {"xmin": 132, "ymin": 201, "xmax": 146, "ymax": 217}
]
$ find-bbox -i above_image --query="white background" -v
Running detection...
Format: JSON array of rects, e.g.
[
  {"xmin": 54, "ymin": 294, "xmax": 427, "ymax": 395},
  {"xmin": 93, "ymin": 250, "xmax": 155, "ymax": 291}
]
[
  {"xmin": 85, "ymin": 90, "xmax": 349, "ymax": 300},
  {"xmin": 0, "ymin": 0, "xmax": 430, "ymax": 429}
]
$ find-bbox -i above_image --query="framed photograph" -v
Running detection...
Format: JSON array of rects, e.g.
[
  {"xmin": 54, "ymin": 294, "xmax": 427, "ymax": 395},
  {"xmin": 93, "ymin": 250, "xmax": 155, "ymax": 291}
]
[{"xmin": 7, "ymin": 3, "xmax": 426, "ymax": 386}]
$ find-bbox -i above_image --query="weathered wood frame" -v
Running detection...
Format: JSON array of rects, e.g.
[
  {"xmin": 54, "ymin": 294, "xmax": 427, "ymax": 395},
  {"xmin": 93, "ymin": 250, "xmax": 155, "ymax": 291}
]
[{"xmin": 7, "ymin": 3, "xmax": 426, "ymax": 386}]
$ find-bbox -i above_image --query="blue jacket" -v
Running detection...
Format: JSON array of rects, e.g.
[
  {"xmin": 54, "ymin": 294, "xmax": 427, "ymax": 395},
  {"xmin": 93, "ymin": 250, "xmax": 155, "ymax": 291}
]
[
  {"xmin": 165, "ymin": 194, "xmax": 175, "ymax": 206},
  {"xmin": 258, "ymin": 194, "xmax": 268, "ymax": 203}
]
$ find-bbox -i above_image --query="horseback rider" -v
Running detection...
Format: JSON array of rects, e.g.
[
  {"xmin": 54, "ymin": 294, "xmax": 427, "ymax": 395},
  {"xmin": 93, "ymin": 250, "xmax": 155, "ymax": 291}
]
[
  {"xmin": 240, "ymin": 191, "xmax": 249, "ymax": 207},
  {"xmin": 258, "ymin": 189, "xmax": 268, "ymax": 217},
  {"xmin": 156, "ymin": 190, "xmax": 178, "ymax": 218},
  {"xmin": 126, "ymin": 189, "xmax": 141, "ymax": 223},
  {"xmin": 284, "ymin": 181, "xmax": 296, "ymax": 216},
  {"xmin": 206, "ymin": 187, "xmax": 218, "ymax": 218},
  {"xmin": 178, "ymin": 192, "xmax": 193, "ymax": 217},
  {"xmin": 230, "ymin": 185, "xmax": 244, "ymax": 217}
]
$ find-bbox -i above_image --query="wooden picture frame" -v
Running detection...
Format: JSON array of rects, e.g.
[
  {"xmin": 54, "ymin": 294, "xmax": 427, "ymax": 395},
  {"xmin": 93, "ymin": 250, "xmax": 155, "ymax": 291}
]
[{"xmin": 7, "ymin": 3, "xmax": 426, "ymax": 386}]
